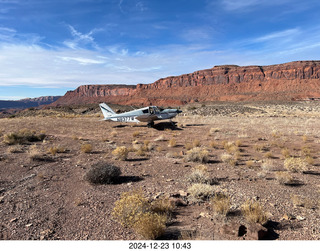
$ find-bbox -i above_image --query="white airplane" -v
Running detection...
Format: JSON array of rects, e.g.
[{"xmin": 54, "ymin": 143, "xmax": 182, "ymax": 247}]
[{"xmin": 99, "ymin": 103, "xmax": 182, "ymax": 127}]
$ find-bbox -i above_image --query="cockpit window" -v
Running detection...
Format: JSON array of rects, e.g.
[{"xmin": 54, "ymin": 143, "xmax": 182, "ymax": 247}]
[{"xmin": 142, "ymin": 109, "xmax": 149, "ymax": 114}]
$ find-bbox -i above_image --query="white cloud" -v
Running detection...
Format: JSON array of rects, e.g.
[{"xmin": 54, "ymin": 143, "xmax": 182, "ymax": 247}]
[
  {"xmin": 254, "ymin": 28, "xmax": 300, "ymax": 42},
  {"xmin": 58, "ymin": 56, "xmax": 106, "ymax": 65},
  {"xmin": 63, "ymin": 25, "xmax": 100, "ymax": 50}
]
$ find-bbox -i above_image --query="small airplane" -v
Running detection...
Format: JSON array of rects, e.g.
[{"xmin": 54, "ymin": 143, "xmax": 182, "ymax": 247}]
[{"xmin": 99, "ymin": 103, "xmax": 182, "ymax": 127}]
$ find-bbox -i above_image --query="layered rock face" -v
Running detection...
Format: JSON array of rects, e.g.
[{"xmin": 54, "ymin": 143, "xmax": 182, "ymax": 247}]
[{"xmin": 52, "ymin": 61, "xmax": 320, "ymax": 107}]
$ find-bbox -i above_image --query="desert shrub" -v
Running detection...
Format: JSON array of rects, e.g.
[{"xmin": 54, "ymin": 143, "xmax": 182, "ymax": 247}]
[
  {"xmin": 3, "ymin": 129, "xmax": 45, "ymax": 145},
  {"xmin": 7, "ymin": 145, "xmax": 23, "ymax": 153},
  {"xmin": 194, "ymin": 164, "xmax": 208, "ymax": 172},
  {"xmin": 254, "ymin": 144, "xmax": 268, "ymax": 152},
  {"xmin": 151, "ymin": 196, "xmax": 175, "ymax": 216},
  {"xmin": 275, "ymin": 171, "xmax": 294, "ymax": 185},
  {"xmin": 112, "ymin": 190, "xmax": 150, "ymax": 227},
  {"xmin": 291, "ymin": 195, "xmax": 317, "ymax": 209},
  {"xmin": 301, "ymin": 146, "xmax": 312, "ymax": 157},
  {"xmin": 220, "ymin": 153, "xmax": 237, "ymax": 166},
  {"xmin": 193, "ymin": 139, "xmax": 201, "ymax": 148},
  {"xmin": 304, "ymin": 156, "xmax": 314, "ymax": 165},
  {"xmin": 281, "ymin": 148, "xmax": 291, "ymax": 158},
  {"xmin": 133, "ymin": 212, "xmax": 167, "ymax": 239},
  {"xmin": 28, "ymin": 145, "xmax": 50, "ymax": 161},
  {"xmin": 284, "ymin": 157, "xmax": 307, "ymax": 173},
  {"xmin": 136, "ymin": 148, "xmax": 146, "ymax": 156},
  {"xmin": 133, "ymin": 131, "xmax": 140, "ymax": 137},
  {"xmin": 186, "ymin": 169, "xmax": 211, "ymax": 184},
  {"xmin": 168, "ymin": 138, "xmax": 177, "ymax": 147},
  {"xmin": 241, "ymin": 199, "xmax": 267, "ymax": 224},
  {"xmin": 264, "ymin": 152, "xmax": 273, "ymax": 159},
  {"xmin": 112, "ymin": 146, "xmax": 129, "ymax": 160},
  {"xmin": 210, "ymin": 193, "xmax": 231, "ymax": 216},
  {"xmin": 184, "ymin": 147, "xmax": 209, "ymax": 163},
  {"xmin": 302, "ymin": 135, "xmax": 308, "ymax": 142},
  {"xmin": 185, "ymin": 142, "xmax": 193, "ymax": 150},
  {"xmin": 224, "ymin": 142, "xmax": 239, "ymax": 154},
  {"xmin": 112, "ymin": 190, "xmax": 169, "ymax": 239},
  {"xmin": 235, "ymin": 140, "xmax": 242, "ymax": 147},
  {"xmin": 110, "ymin": 131, "xmax": 118, "ymax": 137},
  {"xmin": 209, "ymin": 140, "xmax": 218, "ymax": 149},
  {"xmin": 261, "ymin": 159, "xmax": 274, "ymax": 171},
  {"xmin": 47, "ymin": 145, "xmax": 67, "ymax": 155},
  {"xmin": 209, "ymin": 128, "xmax": 220, "ymax": 135},
  {"xmin": 84, "ymin": 162, "xmax": 121, "ymax": 184},
  {"xmin": 188, "ymin": 183, "xmax": 215, "ymax": 201},
  {"xmin": 81, "ymin": 143, "xmax": 92, "ymax": 153}
]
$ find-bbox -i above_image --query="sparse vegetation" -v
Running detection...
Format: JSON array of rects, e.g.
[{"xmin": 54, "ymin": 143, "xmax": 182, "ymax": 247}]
[
  {"xmin": 84, "ymin": 162, "xmax": 121, "ymax": 184},
  {"xmin": 221, "ymin": 153, "xmax": 237, "ymax": 166},
  {"xmin": 184, "ymin": 147, "xmax": 209, "ymax": 163},
  {"xmin": 275, "ymin": 171, "xmax": 295, "ymax": 185},
  {"xmin": 281, "ymin": 148, "xmax": 291, "ymax": 158},
  {"xmin": 188, "ymin": 183, "xmax": 215, "ymax": 201},
  {"xmin": 80, "ymin": 143, "xmax": 92, "ymax": 153},
  {"xmin": 186, "ymin": 168, "xmax": 211, "ymax": 184},
  {"xmin": 168, "ymin": 138, "xmax": 177, "ymax": 147},
  {"xmin": 284, "ymin": 157, "xmax": 307, "ymax": 173},
  {"xmin": 241, "ymin": 199, "xmax": 267, "ymax": 224},
  {"xmin": 47, "ymin": 145, "xmax": 67, "ymax": 155},
  {"xmin": 133, "ymin": 212, "xmax": 167, "ymax": 239},
  {"xmin": 210, "ymin": 193, "xmax": 231, "ymax": 216},
  {"xmin": 112, "ymin": 190, "xmax": 168, "ymax": 239},
  {"xmin": 112, "ymin": 146, "xmax": 129, "ymax": 160},
  {"xmin": 3, "ymin": 129, "xmax": 45, "ymax": 145}
]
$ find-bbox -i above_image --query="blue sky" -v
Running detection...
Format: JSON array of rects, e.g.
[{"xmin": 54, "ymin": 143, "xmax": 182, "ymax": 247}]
[{"xmin": 0, "ymin": 0, "xmax": 320, "ymax": 100}]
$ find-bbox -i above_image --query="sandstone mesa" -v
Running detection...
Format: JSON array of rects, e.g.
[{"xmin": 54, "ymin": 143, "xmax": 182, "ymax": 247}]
[{"xmin": 51, "ymin": 61, "xmax": 320, "ymax": 107}]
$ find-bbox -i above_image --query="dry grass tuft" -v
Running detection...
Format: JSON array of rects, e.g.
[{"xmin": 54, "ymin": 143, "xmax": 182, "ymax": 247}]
[
  {"xmin": 291, "ymin": 195, "xmax": 317, "ymax": 209},
  {"xmin": 284, "ymin": 157, "xmax": 307, "ymax": 173},
  {"xmin": 184, "ymin": 147, "xmax": 209, "ymax": 163},
  {"xmin": 275, "ymin": 171, "xmax": 294, "ymax": 185},
  {"xmin": 3, "ymin": 129, "xmax": 45, "ymax": 145},
  {"xmin": 47, "ymin": 145, "xmax": 67, "ymax": 155},
  {"xmin": 186, "ymin": 168, "xmax": 211, "ymax": 184},
  {"xmin": 241, "ymin": 199, "xmax": 267, "ymax": 224},
  {"xmin": 220, "ymin": 153, "xmax": 237, "ymax": 167},
  {"xmin": 168, "ymin": 138, "xmax": 177, "ymax": 147},
  {"xmin": 261, "ymin": 159, "xmax": 274, "ymax": 171},
  {"xmin": 281, "ymin": 148, "xmax": 291, "ymax": 159},
  {"xmin": 151, "ymin": 196, "xmax": 175, "ymax": 217},
  {"xmin": 112, "ymin": 190, "xmax": 168, "ymax": 239},
  {"xmin": 210, "ymin": 193, "xmax": 231, "ymax": 216},
  {"xmin": 188, "ymin": 183, "xmax": 215, "ymax": 201},
  {"xmin": 112, "ymin": 190, "xmax": 149, "ymax": 227},
  {"xmin": 132, "ymin": 131, "xmax": 140, "ymax": 137},
  {"xmin": 80, "ymin": 143, "xmax": 93, "ymax": 153},
  {"xmin": 112, "ymin": 146, "xmax": 129, "ymax": 160},
  {"xmin": 133, "ymin": 212, "xmax": 167, "ymax": 239}
]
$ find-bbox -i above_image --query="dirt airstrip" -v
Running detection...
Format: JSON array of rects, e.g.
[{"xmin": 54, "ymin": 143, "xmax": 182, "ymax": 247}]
[{"xmin": 0, "ymin": 101, "xmax": 320, "ymax": 240}]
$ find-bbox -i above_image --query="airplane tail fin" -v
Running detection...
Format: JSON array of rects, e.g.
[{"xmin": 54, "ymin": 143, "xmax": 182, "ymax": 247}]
[{"xmin": 99, "ymin": 103, "xmax": 116, "ymax": 118}]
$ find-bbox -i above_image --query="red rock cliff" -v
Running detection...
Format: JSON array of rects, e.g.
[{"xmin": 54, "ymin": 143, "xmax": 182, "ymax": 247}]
[{"xmin": 52, "ymin": 61, "xmax": 320, "ymax": 107}]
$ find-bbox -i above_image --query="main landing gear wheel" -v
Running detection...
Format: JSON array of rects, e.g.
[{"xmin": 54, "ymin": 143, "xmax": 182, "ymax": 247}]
[{"xmin": 147, "ymin": 121, "xmax": 155, "ymax": 128}]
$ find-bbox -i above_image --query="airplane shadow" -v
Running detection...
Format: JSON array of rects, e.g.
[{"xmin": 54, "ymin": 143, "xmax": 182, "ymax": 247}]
[{"xmin": 152, "ymin": 122, "xmax": 183, "ymax": 131}]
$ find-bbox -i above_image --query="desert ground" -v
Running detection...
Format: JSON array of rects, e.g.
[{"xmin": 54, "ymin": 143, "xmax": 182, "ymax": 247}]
[{"xmin": 0, "ymin": 101, "xmax": 320, "ymax": 240}]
